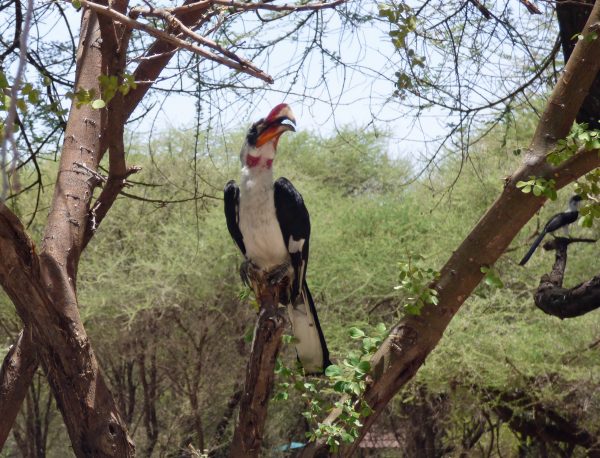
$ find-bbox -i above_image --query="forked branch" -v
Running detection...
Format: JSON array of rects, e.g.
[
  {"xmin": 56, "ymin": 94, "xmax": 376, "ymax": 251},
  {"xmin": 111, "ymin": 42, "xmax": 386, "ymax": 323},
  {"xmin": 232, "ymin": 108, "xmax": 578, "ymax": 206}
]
[
  {"xmin": 74, "ymin": 0, "xmax": 274, "ymax": 83},
  {"xmin": 534, "ymin": 237, "xmax": 600, "ymax": 319}
]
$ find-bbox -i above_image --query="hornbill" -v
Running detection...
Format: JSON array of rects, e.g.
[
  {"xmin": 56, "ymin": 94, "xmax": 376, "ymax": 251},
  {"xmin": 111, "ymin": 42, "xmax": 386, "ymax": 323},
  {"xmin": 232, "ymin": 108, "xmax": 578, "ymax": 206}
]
[
  {"xmin": 224, "ymin": 103, "xmax": 331, "ymax": 374},
  {"xmin": 519, "ymin": 195, "xmax": 583, "ymax": 266}
]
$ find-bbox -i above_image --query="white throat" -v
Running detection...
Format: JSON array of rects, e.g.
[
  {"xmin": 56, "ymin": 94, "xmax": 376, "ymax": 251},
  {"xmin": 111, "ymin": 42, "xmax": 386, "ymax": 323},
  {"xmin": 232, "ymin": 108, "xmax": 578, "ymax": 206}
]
[{"xmin": 238, "ymin": 164, "xmax": 288, "ymax": 269}]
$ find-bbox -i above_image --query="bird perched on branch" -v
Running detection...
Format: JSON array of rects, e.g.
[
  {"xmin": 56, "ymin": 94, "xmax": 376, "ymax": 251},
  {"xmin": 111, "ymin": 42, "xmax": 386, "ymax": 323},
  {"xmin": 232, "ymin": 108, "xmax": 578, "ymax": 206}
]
[
  {"xmin": 224, "ymin": 104, "xmax": 330, "ymax": 374},
  {"xmin": 519, "ymin": 194, "xmax": 583, "ymax": 266}
]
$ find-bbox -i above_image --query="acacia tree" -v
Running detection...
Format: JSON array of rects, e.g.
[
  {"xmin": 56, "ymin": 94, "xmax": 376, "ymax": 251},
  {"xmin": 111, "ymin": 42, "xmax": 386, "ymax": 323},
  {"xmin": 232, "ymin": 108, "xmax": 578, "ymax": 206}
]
[
  {"xmin": 301, "ymin": 2, "xmax": 600, "ymax": 455},
  {"xmin": 0, "ymin": 0, "xmax": 344, "ymax": 455},
  {"xmin": 1, "ymin": 0, "xmax": 600, "ymax": 457}
]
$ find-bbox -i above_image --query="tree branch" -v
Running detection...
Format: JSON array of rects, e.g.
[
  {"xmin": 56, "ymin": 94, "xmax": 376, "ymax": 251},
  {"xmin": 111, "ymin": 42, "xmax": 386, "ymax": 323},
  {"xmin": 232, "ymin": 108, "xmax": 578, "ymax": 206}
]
[
  {"xmin": 0, "ymin": 328, "xmax": 37, "ymax": 449},
  {"xmin": 301, "ymin": 2, "xmax": 600, "ymax": 455},
  {"xmin": 229, "ymin": 269, "xmax": 287, "ymax": 458},
  {"xmin": 534, "ymin": 237, "xmax": 600, "ymax": 319},
  {"xmin": 75, "ymin": 0, "xmax": 273, "ymax": 83},
  {"xmin": 165, "ymin": 0, "xmax": 346, "ymax": 15}
]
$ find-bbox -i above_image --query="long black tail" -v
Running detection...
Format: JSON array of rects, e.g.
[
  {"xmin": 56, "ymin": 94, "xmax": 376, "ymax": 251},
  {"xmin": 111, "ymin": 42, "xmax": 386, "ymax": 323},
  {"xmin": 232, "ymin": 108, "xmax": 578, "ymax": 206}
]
[
  {"xmin": 287, "ymin": 281, "xmax": 331, "ymax": 375},
  {"xmin": 519, "ymin": 230, "xmax": 547, "ymax": 266}
]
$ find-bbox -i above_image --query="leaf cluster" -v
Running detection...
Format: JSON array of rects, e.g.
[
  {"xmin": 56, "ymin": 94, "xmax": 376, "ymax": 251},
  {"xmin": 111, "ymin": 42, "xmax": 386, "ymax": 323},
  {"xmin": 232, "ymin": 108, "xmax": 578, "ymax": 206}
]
[
  {"xmin": 274, "ymin": 323, "xmax": 386, "ymax": 450},
  {"xmin": 393, "ymin": 255, "xmax": 439, "ymax": 315}
]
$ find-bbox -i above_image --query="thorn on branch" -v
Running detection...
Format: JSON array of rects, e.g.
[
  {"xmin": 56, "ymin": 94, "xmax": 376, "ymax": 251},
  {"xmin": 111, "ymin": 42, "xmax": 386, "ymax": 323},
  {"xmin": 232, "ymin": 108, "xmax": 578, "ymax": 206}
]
[{"xmin": 73, "ymin": 161, "xmax": 107, "ymax": 184}]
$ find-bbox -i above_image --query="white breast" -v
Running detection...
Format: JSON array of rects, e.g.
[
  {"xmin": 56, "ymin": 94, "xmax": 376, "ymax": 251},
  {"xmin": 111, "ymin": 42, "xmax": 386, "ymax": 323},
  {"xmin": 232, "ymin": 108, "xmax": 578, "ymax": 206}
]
[{"xmin": 239, "ymin": 168, "xmax": 289, "ymax": 270}]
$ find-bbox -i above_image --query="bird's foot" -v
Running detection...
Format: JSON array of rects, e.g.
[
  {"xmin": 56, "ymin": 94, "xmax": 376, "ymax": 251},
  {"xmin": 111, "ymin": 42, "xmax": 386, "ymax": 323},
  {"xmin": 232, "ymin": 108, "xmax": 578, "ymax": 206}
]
[
  {"xmin": 267, "ymin": 261, "xmax": 292, "ymax": 286},
  {"xmin": 240, "ymin": 259, "xmax": 261, "ymax": 288}
]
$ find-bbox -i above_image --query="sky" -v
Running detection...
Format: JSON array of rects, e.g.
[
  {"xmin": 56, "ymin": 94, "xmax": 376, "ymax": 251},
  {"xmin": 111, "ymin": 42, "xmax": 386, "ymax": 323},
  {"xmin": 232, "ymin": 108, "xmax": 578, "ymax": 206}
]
[{"xmin": 5, "ymin": 0, "xmax": 559, "ymax": 167}]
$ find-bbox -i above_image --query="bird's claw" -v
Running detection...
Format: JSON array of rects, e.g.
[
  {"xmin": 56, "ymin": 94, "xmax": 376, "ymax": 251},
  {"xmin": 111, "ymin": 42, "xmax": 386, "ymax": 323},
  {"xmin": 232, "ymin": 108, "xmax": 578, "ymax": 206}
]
[
  {"xmin": 240, "ymin": 259, "xmax": 260, "ymax": 288},
  {"xmin": 267, "ymin": 261, "xmax": 292, "ymax": 286}
]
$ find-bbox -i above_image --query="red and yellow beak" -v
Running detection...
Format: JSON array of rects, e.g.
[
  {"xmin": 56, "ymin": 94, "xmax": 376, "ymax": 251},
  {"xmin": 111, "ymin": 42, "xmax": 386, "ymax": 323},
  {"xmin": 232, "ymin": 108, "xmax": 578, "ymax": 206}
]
[{"xmin": 256, "ymin": 104, "xmax": 296, "ymax": 147}]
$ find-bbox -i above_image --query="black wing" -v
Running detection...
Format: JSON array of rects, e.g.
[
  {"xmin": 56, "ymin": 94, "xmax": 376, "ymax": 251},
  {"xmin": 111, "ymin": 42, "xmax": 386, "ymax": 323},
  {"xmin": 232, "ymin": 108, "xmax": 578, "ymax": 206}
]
[
  {"xmin": 545, "ymin": 210, "xmax": 578, "ymax": 233},
  {"xmin": 224, "ymin": 180, "xmax": 245, "ymax": 255},
  {"xmin": 274, "ymin": 177, "xmax": 310, "ymax": 301}
]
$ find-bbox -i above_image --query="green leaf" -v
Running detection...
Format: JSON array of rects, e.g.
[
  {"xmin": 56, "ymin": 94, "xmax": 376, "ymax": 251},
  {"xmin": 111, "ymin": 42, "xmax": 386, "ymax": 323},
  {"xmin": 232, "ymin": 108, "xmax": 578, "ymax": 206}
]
[
  {"xmin": 325, "ymin": 364, "xmax": 342, "ymax": 377},
  {"xmin": 356, "ymin": 360, "xmax": 371, "ymax": 374},
  {"xmin": 274, "ymin": 391, "xmax": 288, "ymax": 401},
  {"xmin": 349, "ymin": 327, "xmax": 365, "ymax": 339},
  {"xmin": 0, "ymin": 71, "xmax": 8, "ymax": 89},
  {"xmin": 91, "ymin": 99, "xmax": 106, "ymax": 109}
]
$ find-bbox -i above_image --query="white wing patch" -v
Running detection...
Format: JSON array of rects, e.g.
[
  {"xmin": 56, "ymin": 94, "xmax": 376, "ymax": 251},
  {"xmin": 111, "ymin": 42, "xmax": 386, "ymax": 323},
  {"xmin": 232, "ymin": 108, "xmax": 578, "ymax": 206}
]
[{"xmin": 288, "ymin": 236, "xmax": 305, "ymax": 253}]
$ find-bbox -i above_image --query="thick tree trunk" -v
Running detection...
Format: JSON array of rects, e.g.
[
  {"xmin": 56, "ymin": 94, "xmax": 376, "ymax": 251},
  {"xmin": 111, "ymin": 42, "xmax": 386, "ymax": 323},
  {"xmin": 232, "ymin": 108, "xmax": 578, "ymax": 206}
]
[
  {"xmin": 230, "ymin": 276, "xmax": 286, "ymax": 458},
  {"xmin": 534, "ymin": 238, "xmax": 600, "ymax": 318},
  {"xmin": 0, "ymin": 7, "xmax": 135, "ymax": 456},
  {"xmin": 0, "ymin": 329, "xmax": 37, "ymax": 448},
  {"xmin": 301, "ymin": 3, "xmax": 600, "ymax": 456}
]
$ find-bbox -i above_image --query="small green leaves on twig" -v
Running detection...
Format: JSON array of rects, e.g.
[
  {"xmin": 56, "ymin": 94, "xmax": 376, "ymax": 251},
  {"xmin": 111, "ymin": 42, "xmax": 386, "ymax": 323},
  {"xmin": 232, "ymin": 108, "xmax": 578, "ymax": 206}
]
[
  {"xmin": 516, "ymin": 176, "xmax": 557, "ymax": 200},
  {"xmin": 378, "ymin": 2, "xmax": 423, "ymax": 99},
  {"xmin": 66, "ymin": 73, "xmax": 137, "ymax": 110},
  {"xmin": 548, "ymin": 122, "xmax": 600, "ymax": 166},
  {"xmin": 274, "ymin": 323, "xmax": 387, "ymax": 451},
  {"xmin": 394, "ymin": 255, "xmax": 439, "ymax": 315},
  {"xmin": 574, "ymin": 173, "xmax": 600, "ymax": 227}
]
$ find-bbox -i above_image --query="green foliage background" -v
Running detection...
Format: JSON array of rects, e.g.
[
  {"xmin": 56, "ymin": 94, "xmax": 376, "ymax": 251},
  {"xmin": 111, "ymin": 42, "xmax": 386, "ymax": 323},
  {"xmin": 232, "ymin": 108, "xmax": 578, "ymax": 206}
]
[{"xmin": 1, "ymin": 112, "xmax": 599, "ymax": 456}]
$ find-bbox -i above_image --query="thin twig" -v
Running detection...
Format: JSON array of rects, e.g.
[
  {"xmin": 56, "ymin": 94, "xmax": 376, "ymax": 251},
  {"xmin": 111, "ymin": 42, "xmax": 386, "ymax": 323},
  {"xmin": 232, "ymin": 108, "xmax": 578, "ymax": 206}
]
[
  {"xmin": 165, "ymin": 0, "xmax": 346, "ymax": 15},
  {"xmin": 73, "ymin": 0, "xmax": 273, "ymax": 83},
  {"xmin": 0, "ymin": 0, "xmax": 34, "ymax": 201}
]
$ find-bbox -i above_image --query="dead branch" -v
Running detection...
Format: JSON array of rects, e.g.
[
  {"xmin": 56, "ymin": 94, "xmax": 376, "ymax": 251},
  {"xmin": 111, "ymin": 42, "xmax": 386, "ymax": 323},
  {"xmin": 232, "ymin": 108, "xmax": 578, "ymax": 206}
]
[
  {"xmin": 534, "ymin": 237, "xmax": 600, "ymax": 319},
  {"xmin": 74, "ymin": 0, "xmax": 273, "ymax": 83},
  {"xmin": 165, "ymin": 0, "xmax": 346, "ymax": 15},
  {"xmin": 131, "ymin": 7, "xmax": 265, "ymax": 69}
]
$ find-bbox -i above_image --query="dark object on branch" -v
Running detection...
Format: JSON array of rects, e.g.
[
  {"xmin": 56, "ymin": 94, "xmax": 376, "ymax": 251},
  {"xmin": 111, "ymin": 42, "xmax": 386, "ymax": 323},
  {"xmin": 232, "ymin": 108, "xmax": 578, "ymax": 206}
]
[
  {"xmin": 556, "ymin": 0, "xmax": 600, "ymax": 129},
  {"xmin": 519, "ymin": 195, "xmax": 582, "ymax": 266},
  {"xmin": 534, "ymin": 237, "xmax": 600, "ymax": 318}
]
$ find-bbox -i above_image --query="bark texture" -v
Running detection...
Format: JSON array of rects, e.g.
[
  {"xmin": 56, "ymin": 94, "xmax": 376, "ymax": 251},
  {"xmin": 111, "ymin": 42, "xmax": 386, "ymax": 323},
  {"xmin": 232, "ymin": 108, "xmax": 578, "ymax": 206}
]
[
  {"xmin": 0, "ymin": 7, "xmax": 136, "ymax": 456},
  {"xmin": 0, "ymin": 329, "xmax": 37, "ymax": 448},
  {"xmin": 534, "ymin": 237, "xmax": 600, "ymax": 318},
  {"xmin": 301, "ymin": 3, "xmax": 600, "ymax": 456},
  {"xmin": 0, "ymin": 0, "xmax": 222, "ymax": 451},
  {"xmin": 229, "ymin": 271, "xmax": 287, "ymax": 458}
]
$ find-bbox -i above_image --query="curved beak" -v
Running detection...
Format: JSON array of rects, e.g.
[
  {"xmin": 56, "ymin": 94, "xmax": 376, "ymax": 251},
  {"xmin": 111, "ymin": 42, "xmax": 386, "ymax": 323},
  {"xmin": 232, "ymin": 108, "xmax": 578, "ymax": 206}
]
[{"xmin": 256, "ymin": 105, "xmax": 297, "ymax": 147}]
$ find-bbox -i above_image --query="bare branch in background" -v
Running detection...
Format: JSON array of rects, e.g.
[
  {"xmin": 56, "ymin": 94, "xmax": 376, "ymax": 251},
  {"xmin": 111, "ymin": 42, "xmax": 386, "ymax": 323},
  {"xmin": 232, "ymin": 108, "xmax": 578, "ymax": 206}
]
[
  {"xmin": 76, "ymin": 0, "xmax": 274, "ymax": 83},
  {"xmin": 0, "ymin": 0, "xmax": 33, "ymax": 200}
]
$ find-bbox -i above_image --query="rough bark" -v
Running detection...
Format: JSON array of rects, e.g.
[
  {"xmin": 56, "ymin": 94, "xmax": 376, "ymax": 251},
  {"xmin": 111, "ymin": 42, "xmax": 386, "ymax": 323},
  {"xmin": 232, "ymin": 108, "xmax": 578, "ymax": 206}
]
[
  {"xmin": 0, "ymin": 329, "xmax": 37, "ymax": 448},
  {"xmin": 534, "ymin": 237, "xmax": 600, "ymax": 318},
  {"xmin": 229, "ymin": 272, "xmax": 287, "ymax": 458},
  {"xmin": 300, "ymin": 3, "xmax": 600, "ymax": 456},
  {"xmin": 0, "ymin": 6, "xmax": 136, "ymax": 456}
]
